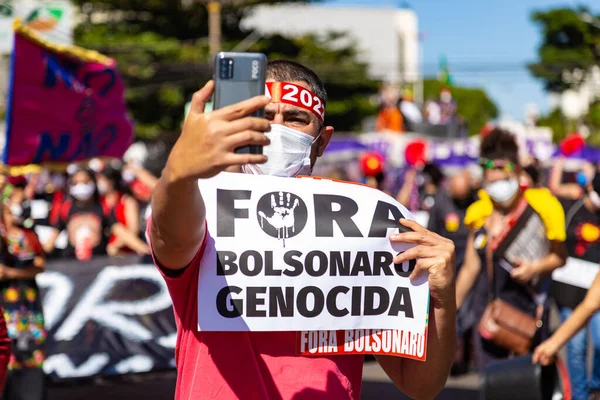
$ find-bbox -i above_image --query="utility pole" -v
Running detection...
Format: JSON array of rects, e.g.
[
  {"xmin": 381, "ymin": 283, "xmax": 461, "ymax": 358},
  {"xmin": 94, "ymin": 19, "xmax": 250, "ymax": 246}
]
[
  {"xmin": 207, "ymin": 1, "xmax": 222, "ymax": 60},
  {"xmin": 181, "ymin": 0, "xmax": 222, "ymax": 60}
]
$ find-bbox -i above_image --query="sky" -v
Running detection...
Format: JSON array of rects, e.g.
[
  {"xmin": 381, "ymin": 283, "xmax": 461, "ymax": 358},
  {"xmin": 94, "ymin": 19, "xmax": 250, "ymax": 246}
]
[{"xmin": 322, "ymin": 0, "xmax": 598, "ymax": 122}]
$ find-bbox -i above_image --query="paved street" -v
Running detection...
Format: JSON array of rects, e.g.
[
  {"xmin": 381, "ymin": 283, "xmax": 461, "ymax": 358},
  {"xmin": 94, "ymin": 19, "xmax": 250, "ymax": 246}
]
[{"xmin": 48, "ymin": 361, "xmax": 480, "ymax": 399}]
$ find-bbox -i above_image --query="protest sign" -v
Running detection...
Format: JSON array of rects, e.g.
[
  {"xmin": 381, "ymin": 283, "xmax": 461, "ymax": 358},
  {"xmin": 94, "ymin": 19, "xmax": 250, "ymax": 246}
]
[
  {"xmin": 196, "ymin": 172, "xmax": 430, "ymax": 359},
  {"xmin": 3, "ymin": 20, "xmax": 133, "ymax": 170}
]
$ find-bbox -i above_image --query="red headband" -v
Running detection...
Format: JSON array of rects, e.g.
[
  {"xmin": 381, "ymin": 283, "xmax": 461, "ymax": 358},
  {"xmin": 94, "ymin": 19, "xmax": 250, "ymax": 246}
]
[{"xmin": 266, "ymin": 82, "xmax": 325, "ymax": 122}]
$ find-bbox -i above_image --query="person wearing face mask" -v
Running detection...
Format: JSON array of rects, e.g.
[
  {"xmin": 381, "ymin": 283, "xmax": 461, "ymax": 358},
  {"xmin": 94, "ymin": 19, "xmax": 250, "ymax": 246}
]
[
  {"xmin": 95, "ymin": 164, "xmax": 141, "ymax": 256},
  {"xmin": 455, "ymin": 128, "xmax": 567, "ymax": 368},
  {"xmin": 43, "ymin": 168, "xmax": 149, "ymax": 260},
  {"xmin": 0, "ymin": 185, "xmax": 47, "ymax": 400},
  {"xmin": 148, "ymin": 60, "xmax": 457, "ymax": 400},
  {"xmin": 542, "ymin": 167, "xmax": 600, "ymax": 400}
]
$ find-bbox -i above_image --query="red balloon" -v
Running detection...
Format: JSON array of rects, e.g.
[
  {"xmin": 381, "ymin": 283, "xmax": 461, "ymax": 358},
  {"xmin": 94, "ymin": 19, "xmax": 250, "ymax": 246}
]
[
  {"xmin": 405, "ymin": 140, "xmax": 427, "ymax": 167},
  {"xmin": 360, "ymin": 152, "xmax": 384, "ymax": 176},
  {"xmin": 560, "ymin": 133, "xmax": 585, "ymax": 156}
]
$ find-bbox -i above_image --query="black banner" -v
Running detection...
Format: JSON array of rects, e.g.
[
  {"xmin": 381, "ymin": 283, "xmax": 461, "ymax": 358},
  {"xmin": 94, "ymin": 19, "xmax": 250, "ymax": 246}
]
[{"xmin": 38, "ymin": 255, "xmax": 177, "ymax": 380}]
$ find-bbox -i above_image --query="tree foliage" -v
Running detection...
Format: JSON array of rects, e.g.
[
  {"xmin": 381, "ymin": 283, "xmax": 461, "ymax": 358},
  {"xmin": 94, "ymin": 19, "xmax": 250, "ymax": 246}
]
[
  {"xmin": 528, "ymin": 7, "xmax": 600, "ymax": 93},
  {"xmin": 72, "ymin": 0, "xmax": 378, "ymax": 138},
  {"xmin": 423, "ymin": 79, "xmax": 499, "ymax": 136}
]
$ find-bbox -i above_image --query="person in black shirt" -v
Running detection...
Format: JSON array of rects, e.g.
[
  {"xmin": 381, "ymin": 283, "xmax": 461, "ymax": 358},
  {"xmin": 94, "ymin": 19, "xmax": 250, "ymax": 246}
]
[
  {"xmin": 428, "ymin": 169, "xmax": 477, "ymax": 375},
  {"xmin": 428, "ymin": 170, "xmax": 475, "ymax": 269},
  {"xmin": 550, "ymin": 166, "xmax": 600, "ymax": 400},
  {"xmin": 43, "ymin": 168, "xmax": 149, "ymax": 260}
]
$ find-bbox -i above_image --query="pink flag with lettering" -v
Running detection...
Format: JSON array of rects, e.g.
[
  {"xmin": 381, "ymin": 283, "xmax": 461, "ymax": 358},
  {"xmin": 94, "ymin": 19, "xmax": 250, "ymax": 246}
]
[{"xmin": 3, "ymin": 22, "xmax": 134, "ymax": 167}]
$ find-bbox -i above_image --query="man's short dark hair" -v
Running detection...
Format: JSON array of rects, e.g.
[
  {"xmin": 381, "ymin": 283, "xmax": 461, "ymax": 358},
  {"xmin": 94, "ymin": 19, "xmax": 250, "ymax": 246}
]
[
  {"xmin": 480, "ymin": 128, "xmax": 519, "ymax": 165},
  {"xmin": 267, "ymin": 60, "xmax": 327, "ymax": 106}
]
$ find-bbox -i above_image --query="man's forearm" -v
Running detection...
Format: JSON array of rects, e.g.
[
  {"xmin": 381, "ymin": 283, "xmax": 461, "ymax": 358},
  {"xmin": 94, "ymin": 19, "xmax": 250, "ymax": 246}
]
[
  {"xmin": 150, "ymin": 167, "xmax": 206, "ymax": 268},
  {"xmin": 377, "ymin": 299, "xmax": 456, "ymax": 399}
]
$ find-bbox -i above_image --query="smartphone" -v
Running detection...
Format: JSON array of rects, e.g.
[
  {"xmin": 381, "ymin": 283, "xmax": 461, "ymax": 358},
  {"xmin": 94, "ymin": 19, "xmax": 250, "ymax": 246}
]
[{"xmin": 212, "ymin": 52, "xmax": 267, "ymax": 154}]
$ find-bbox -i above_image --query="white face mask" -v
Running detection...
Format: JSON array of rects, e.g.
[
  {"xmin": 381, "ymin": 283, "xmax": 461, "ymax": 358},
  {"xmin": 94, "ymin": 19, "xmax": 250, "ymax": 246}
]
[
  {"xmin": 122, "ymin": 169, "xmax": 136, "ymax": 183},
  {"xmin": 440, "ymin": 92, "xmax": 452, "ymax": 103},
  {"xmin": 589, "ymin": 191, "xmax": 600, "ymax": 209},
  {"xmin": 486, "ymin": 178, "xmax": 519, "ymax": 205},
  {"xmin": 70, "ymin": 182, "xmax": 95, "ymax": 201},
  {"xmin": 242, "ymin": 124, "xmax": 318, "ymax": 178}
]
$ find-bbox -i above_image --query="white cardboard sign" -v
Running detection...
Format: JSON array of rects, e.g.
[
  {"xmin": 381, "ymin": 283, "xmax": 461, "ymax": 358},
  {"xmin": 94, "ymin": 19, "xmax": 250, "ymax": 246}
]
[{"xmin": 196, "ymin": 173, "xmax": 430, "ymax": 338}]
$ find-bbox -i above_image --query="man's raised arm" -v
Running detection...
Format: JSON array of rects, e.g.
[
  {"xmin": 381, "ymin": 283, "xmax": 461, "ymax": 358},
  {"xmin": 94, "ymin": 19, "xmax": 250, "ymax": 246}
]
[{"xmin": 150, "ymin": 81, "xmax": 271, "ymax": 270}]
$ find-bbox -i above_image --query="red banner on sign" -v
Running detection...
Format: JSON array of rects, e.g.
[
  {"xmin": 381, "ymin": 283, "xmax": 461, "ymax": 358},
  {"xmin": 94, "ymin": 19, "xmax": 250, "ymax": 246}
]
[{"xmin": 296, "ymin": 328, "xmax": 428, "ymax": 361}]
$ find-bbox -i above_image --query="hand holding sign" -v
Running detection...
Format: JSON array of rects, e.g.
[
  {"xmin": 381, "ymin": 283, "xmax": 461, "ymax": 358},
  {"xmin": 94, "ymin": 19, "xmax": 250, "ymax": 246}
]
[
  {"xmin": 391, "ymin": 219, "xmax": 456, "ymax": 308},
  {"xmin": 166, "ymin": 81, "xmax": 271, "ymax": 182}
]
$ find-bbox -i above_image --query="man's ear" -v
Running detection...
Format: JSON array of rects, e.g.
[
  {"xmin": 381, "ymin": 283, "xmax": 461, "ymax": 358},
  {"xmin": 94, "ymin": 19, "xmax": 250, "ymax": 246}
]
[{"xmin": 317, "ymin": 125, "xmax": 334, "ymax": 157}]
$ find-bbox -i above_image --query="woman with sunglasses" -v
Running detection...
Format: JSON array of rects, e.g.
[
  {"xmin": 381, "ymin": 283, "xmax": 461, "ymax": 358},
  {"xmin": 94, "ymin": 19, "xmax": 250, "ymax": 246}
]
[{"xmin": 455, "ymin": 128, "xmax": 567, "ymax": 368}]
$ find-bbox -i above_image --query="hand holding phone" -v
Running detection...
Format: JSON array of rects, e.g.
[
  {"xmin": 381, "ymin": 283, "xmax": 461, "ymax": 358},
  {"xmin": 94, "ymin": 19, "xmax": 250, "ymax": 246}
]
[
  {"xmin": 166, "ymin": 81, "xmax": 270, "ymax": 182},
  {"xmin": 212, "ymin": 52, "xmax": 268, "ymax": 155}
]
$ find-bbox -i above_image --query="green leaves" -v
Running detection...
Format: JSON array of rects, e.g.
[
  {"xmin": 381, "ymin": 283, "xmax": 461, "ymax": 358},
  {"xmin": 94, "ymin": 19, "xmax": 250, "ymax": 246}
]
[
  {"xmin": 74, "ymin": 1, "xmax": 378, "ymax": 138},
  {"xmin": 528, "ymin": 7, "xmax": 600, "ymax": 92}
]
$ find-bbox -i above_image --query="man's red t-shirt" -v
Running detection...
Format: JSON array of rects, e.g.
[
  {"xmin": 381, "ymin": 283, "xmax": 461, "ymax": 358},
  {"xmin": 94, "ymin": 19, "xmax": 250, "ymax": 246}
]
[{"xmin": 148, "ymin": 223, "xmax": 364, "ymax": 399}]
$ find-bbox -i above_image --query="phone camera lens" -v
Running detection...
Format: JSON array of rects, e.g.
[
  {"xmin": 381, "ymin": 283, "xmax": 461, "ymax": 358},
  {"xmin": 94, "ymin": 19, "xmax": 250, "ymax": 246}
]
[{"xmin": 219, "ymin": 58, "xmax": 234, "ymax": 80}]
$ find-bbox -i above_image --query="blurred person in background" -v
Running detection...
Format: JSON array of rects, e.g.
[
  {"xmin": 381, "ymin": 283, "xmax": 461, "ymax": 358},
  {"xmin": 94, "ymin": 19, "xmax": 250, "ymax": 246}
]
[
  {"xmin": 46, "ymin": 172, "xmax": 69, "ymax": 228},
  {"xmin": 456, "ymin": 128, "xmax": 566, "ymax": 368},
  {"xmin": 546, "ymin": 165, "xmax": 600, "ymax": 400},
  {"xmin": 427, "ymin": 170, "xmax": 479, "ymax": 375},
  {"xmin": 44, "ymin": 168, "xmax": 149, "ymax": 260},
  {"xmin": 375, "ymin": 85, "xmax": 403, "ymax": 133},
  {"xmin": 397, "ymin": 162, "xmax": 445, "ymax": 212},
  {"xmin": 95, "ymin": 163, "xmax": 141, "ymax": 256},
  {"xmin": 423, "ymin": 97, "xmax": 441, "ymax": 125},
  {"xmin": 360, "ymin": 152, "xmax": 390, "ymax": 195},
  {"xmin": 549, "ymin": 158, "xmax": 596, "ymax": 200},
  {"xmin": 521, "ymin": 158, "xmax": 543, "ymax": 189},
  {"xmin": 399, "ymin": 88, "xmax": 422, "ymax": 132},
  {"xmin": 121, "ymin": 162, "xmax": 159, "ymax": 233},
  {"xmin": 0, "ymin": 184, "xmax": 46, "ymax": 400},
  {"xmin": 534, "ymin": 271, "xmax": 600, "ymax": 400},
  {"xmin": 0, "ymin": 311, "xmax": 10, "ymax": 396},
  {"xmin": 438, "ymin": 87, "xmax": 457, "ymax": 125}
]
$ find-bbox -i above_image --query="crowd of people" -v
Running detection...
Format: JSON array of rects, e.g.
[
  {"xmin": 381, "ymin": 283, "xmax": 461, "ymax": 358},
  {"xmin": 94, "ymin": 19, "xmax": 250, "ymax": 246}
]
[
  {"xmin": 374, "ymin": 85, "xmax": 459, "ymax": 134},
  {"xmin": 0, "ymin": 64, "xmax": 596, "ymax": 400},
  {"xmin": 356, "ymin": 128, "xmax": 600, "ymax": 400},
  {"xmin": 0, "ymin": 158, "xmax": 158, "ymax": 399}
]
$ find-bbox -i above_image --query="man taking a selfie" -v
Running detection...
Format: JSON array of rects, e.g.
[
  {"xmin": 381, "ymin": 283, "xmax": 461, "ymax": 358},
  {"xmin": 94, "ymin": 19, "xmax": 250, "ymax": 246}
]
[{"xmin": 149, "ymin": 60, "xmax": 456, "ymax": 399}]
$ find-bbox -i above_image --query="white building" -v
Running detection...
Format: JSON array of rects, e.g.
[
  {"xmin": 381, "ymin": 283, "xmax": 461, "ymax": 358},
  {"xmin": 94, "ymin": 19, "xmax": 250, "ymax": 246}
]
[{"xmin": 241, "ymin": 4, "xmax": 420, "ymax": 85}]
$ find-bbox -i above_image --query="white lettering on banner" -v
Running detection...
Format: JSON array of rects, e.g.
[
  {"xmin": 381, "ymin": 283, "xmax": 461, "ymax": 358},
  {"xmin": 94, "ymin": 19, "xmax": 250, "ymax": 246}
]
[
  {"xmin": 55, "ymin": 266, "xmax": 172, "ymax": 341},
  {"xmin": 36, "ymin": 271, "xmax": 74, "ymax": 330},
  {"xmin": 552, "ymin": 257, "xmax": 599, "ymax": 289},
  {"xmin": 114, "ymin": 355, "xmax": 155, "ymax": 374},
  {"xmin": 157, "ymin": 333, "xmax": 177, "ymax": 348},
  {"xmin": 44, "ymin": 353, "xmax": 110, "ymax": 378},
  {"xmin": 196, "ymin": 172, "xmax": 430, "ymax": 335},
  {"xmin": 298, "ymin": 329, "xmax": 427, "ymax": 360},
  {"xmin": 282, "ymin": 84, "xmax": 299, "ymax": 102}
]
